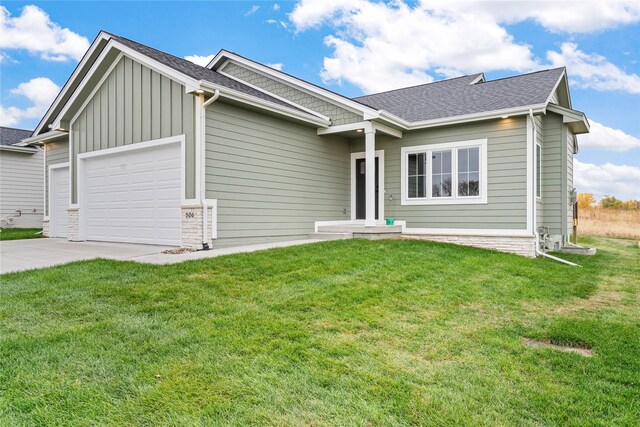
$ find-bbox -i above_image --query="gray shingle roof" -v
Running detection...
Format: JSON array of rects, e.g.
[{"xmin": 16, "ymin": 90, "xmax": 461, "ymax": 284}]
[
  {"xmin": 107, "ymin": 34, "xmax": 310, "ymax": 115},
  {"xmin": 353, "ymin": 68, "xmax": 565, "ymax": 122},
  {"xmin": 0, "ymin": 127, "xmax": 33, "ymax": 146}
]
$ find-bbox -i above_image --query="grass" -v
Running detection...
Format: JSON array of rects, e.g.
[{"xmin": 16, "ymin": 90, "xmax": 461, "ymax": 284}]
[
  {"xmin": 1, "ymin": 237, "xmax": 638, "ymax": 426},
  {"xmin": 579, "ymin": 208, "xmax": 640, "ymax": 240},
  {"xmin": 0, "ymin": 228, "xmax": 43, "ymax": 241}
]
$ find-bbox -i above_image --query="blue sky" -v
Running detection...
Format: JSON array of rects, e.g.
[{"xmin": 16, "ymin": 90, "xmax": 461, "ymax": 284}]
[{"xmin": 1, "ymin": 1, "xmax": 639, "ymax": 200}]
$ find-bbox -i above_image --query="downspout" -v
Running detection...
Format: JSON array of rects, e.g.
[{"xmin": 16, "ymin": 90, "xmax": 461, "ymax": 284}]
[
  {"xmin": 199, "ymin": 89, "xmax": 220, "ymax": 250},
  {"xmin": 529, "ymin": 109, "xmax": 579, "ymax": 267}
]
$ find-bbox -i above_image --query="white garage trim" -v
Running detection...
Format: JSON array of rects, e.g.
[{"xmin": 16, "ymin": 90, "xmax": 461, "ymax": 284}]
[
  {"xmin": 77, "ymin": 135, "xmax": 186, "ymax": 243},
  {"xmin": 48, "ymin": 163, "xmax": 70, "ymax": 238}
]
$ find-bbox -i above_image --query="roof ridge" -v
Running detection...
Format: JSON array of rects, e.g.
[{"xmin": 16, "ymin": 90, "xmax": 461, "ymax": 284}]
[
  {"xmin": 0, "ymin": 126, "xmax": 33, "ymax": 132},
  {"xmin": 353, "ymin": 74, "xmax": 482, "ymax": 99},
  {"xmin": 479, "ymin": 67, "xmax": 566, "ymax": 85}
]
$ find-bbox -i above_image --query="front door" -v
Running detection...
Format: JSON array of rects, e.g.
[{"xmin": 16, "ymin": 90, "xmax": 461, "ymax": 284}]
[{"xmin": 355, "ymin": 157, "xmax": 379, "ymax": 220}]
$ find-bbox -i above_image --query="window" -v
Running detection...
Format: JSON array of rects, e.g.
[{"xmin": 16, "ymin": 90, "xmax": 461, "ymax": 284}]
[
  {"xmin": 536, "ymin": 143, "xmax": 542, "ymax": 198},
  {"xmin": 401, "ymin": 139, "xmax": 487, "ymax": 205},
  {"xmin": 407, "ymin": 153, "xmax": 426, "ymax": 198},
  {"xmin": 458, "ymin": 147, "xmax": 480, "ymax": 197},
  {"xmin": 431, "ymin": 150, "xmax": 452, "ymax": 198}
]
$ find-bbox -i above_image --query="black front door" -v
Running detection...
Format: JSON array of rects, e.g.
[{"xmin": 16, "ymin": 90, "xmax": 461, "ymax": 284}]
[{"xmin": 355, "ymin": 157, "xmax": 379, "ymax": 220}]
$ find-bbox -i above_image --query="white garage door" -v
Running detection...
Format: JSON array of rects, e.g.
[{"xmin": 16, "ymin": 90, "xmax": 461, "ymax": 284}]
[
  {"xmin": 50, "ymin": 166, "xmax": 69, "ymax": 238},
  {"xmin": 82, "ymin": 142, "xmax": 181, "ymax": 246}
]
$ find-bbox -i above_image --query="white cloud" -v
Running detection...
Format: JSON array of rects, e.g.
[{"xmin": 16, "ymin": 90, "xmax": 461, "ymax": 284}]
[
  {"xmin": 266, "ymin": 19, "xmax": 277, "ymax": 24},
  {"xmin": 290, "ymin": 0, "xmax": 537, "ymax": 93},
  {"xmin": 430, "ymin": 0, "xmax": 640, "ymax": 33},
  {"xmin": 547, "ymin": 43, "xmax": 640, "ymax": 93},
  {"xmin": 0, "ymin": 77, "xmax": 60, "ymax": 127},
  {"xmin": 273, "ymin": 4, "xmax": 280, "ymax": 11},
  {"xmin": 244, "ymin": 5, "xmax": 260, "ymax": 16},
  {"xmin": 574, "ymin": 160, "xmax": 640, "ymax": 200},
  {"xmin": 0, "ymin": 5, "xmax": 89, "ymax": 61},
  {"xmin": 579, "ymin": 121, "xmax": 640, "ymax": 152},
  {"xmin": 266, "ymin": 63, "xmax": 284, "ymax": 71},
  {"xmin": 184, "ymin": 54, "xmax": 215, "ymax": 67}
]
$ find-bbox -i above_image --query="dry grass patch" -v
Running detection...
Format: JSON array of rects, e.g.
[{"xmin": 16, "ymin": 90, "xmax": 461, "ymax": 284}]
[{"xmin": 579, "ymin": 208, "xmax": 640, "ymax": 240}]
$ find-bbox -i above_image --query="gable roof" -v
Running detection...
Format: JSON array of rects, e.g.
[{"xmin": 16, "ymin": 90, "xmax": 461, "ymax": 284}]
[
  {"xmin": 106, "ymin": 34, "xmax": 310, "ymax": 114},
  {"xmin": 354, "ymin": 68, "xmax": 566, "ymax": 123},
  {"xmin": 0, "ymin": 127, "xmax": 33, "ymax": 146}
]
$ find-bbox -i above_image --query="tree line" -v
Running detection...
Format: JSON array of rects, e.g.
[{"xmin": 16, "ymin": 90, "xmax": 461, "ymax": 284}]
[{"xmin": 578, "ymin": 194, "xmax": 640, "ymax": 210}]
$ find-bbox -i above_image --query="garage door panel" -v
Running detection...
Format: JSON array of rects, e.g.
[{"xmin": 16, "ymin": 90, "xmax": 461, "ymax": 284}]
[{"xmin": 83, "ymin": 142, "xmax": 181, "ymax": 246}]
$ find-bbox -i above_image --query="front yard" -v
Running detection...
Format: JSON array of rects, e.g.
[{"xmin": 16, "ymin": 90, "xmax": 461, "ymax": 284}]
[
  {"xmin": 1, "ymin": 237, "xmax": 638, "ymax": 426},
  {"xmin": 0, "ymin": 228, "xmax": 42, "ymax": 241}
]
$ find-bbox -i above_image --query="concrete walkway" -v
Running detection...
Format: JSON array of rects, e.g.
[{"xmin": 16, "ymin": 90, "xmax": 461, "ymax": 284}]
[{"xmin": 1, "ymin": 238, "xmax": 322, "ymax": 274}]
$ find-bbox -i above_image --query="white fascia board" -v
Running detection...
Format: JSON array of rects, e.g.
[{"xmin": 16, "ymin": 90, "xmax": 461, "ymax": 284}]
[
  {"xmin": 544, "ymin": 68, "xmax": 568, "ymax": 108},
  {"xmin": 52, "ymin": 40, "xmax": 202, "ymax": 131},
  {"xmin": 34, "ymin": 31, "xmax": 112, "ymax": 136},
  {"xmin": 317, "ymin": 122, "xmax": 369, "ymax": 135},
  {"xmin": 16, "ymin": 130, "xmax": 68, "ymax": 146},
  {"xmin": 0, "ymin": 145, "xmax": 38, "ymax": 153},
  {"xmin": 200, "ymin": 81, "xmax": 331, "ymax": 127},
  {"xmin": 209, "ymin": 51, "xmax": 377, "ymax": 117},
  {"xmin": 546, "ymin": 104, "xmax": 590, "ymax": 133},
  {"xmin": 405, "ymin": 104, "xmax": 548, "ymax": 130}
]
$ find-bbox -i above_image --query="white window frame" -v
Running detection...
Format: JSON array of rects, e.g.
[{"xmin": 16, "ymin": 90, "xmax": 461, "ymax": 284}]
[
  {"xmin": 536, "ymin": 142, "xmax": 542, "ymax": 199},
  {"xmin": 401, "ymin": 139, "xmax": 488, "ymax": 205}
]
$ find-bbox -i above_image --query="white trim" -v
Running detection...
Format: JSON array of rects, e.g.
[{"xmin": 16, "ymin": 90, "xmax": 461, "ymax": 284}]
[
  {"xmin": 536, "ymin": 142, "xmax": 542, "ymax": 200},
  {"xmin": 402, "ymin": 227, "xmax": 533, "ymax": 237},
  {"xmin": 526, "ymin": 113, "xmax": 534, "ymax": 235},
  {"xmin": 207, "ymin": 198, "xmax": 218, "ymax": 240},
  {"xmin": 17, "ymin": 130, "xmax": 67, "ymax": 147},
  {"xmin": 314, "ymin": 219, "xmax": 406, "ymax": 233},
  {"xmin": 48, "ymin": 162, "xmax": 70, "ymax": 238},
  {"xmin": 209, "ymin": 53, "xmax": 377, "ymax": 117},
  {"xmin": 218, "ymin": 69, "xmax": 331, "ymax": 122},
  {"xmin": 469, "ymin": 74, "xmax": 486, "ymax": 85},
  {"xmin": 34, "ymin": 31, "xmax": 111, "ymax": 135},
  {"xmin": 400, "ymin": 139, "xmax": 488, "ymax": 206},
  {"xmin": 43, "ymin": 143, "xmax": 47, "ymax": 216},
  {"xmin": 372, "ymin": 122, "xmax": 402, "ymax": 139},
  {"xmin": 317, "ymin": 121, "xmax": 368, "ymax": 135},
  {"xmin": 350, "ymin": 150, "xmax": 385, "ymax": 222},
  {"xmin": 0, "ymin": 145, "xmax": 38, "ymax": 153},
  {"xmin": 77, "ymin": 135, "xmax": 186, "ymax": 241}
]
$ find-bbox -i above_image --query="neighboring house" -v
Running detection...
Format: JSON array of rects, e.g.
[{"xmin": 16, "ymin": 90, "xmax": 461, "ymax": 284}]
[
  {"xmin": 18, "ymin": 31, "xmax": 589, "ymax": 256},
  {"xmin": 0, "ymin": 127, "xmax": 44, "ymax": 228}
]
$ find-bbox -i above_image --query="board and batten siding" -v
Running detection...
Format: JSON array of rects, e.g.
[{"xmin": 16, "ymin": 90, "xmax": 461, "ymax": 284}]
[
  {"xmin": 539, "ymin": 113, "xmax": 564, "ymax": 236},
  {"xmin": 0, "ymin": 149, "xmax": 44, "ymax": 227},
  {"xmin": 69, "ymin": 55, "xmax": 196, "ymax": 202},
  {"xmin": 205, "ymin": 102, "xmax": 351, "ymax": 248},
  {"xmin": 351, "ymin": 118, "xmax": 529, "ymax": 230},
  {"xmin": 535, "ymin": 115, "xmax": 544, "ymax": 228},
  {"xmin": 44, "ymin": 140, "xmax": 69, "ymax": 216},
  {"xmin": 220, "ymin": 62, "xmax": 363, "ymax": 126}
]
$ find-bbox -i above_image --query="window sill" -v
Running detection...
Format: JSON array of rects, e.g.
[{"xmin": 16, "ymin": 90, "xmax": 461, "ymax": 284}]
[{"xmin": 402, "ymin": 197, "xmax": 488, "ymax": 206}]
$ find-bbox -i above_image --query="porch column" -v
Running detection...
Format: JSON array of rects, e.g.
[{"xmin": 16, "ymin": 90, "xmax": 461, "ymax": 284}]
[{"xmin": 365, "ymin": 123, "xmax": 376, "ymax": 227}]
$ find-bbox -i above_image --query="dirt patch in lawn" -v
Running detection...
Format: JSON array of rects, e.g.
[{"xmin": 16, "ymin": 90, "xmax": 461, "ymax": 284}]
[
  {"xmin": 523, "ymin": 338, "xmax": 593, "ymax": 357},
  {"xmin": 162, "ymin": 247, "xmax": 195, "ymax": 255}
]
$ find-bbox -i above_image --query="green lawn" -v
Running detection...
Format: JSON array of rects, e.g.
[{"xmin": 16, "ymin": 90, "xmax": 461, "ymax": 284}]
[
  {"xmin": 1, "ymin": 237, "xmax": 638, "ymax": 426},
  {"xmin": 0, "ymin": 228, "xmax": 42, "ymax": 241}
]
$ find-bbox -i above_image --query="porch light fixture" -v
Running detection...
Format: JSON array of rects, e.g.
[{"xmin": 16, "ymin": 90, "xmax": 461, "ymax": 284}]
[
  {"xmin": 194, "ymin": 89, "xmax": 205, "ymax": 94},
  {"xmin": 501, "ymin": 115, "xmax": 509, "ymax": 119},
  {"xmin": 357, "ymin": 129, "xmax": 363, "ymax": 133}
]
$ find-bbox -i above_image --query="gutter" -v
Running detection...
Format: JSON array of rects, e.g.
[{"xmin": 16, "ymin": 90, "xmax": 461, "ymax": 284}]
[
  {"xmin": 198, "ymin": 89, "xmax": 220, "ymax": 250},
  {"xmin": 16, "ymin": 130, "xmax": 68, "ymax": 147},
  {"xmin": 0, "ymin": 145, "xmax": 39, "ymax": 153}
]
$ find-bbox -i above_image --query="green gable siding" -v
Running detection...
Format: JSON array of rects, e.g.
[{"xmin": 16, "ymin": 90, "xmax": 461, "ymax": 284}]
[
  {"xmin": 69, "ymin": 55, "xmax": 196, "ymax": 202},
  {"xmin": 566, "ymin": 130, "xmax": 575, "ymax": 235},
  {"xmin": 205, "ymin": 102, "xmax": 351, "ymax": 248},
  {"xmin": 221, "ymin": 62, "xmax": 363, "ymax": 126},
  {"xmin": 351, "ymin": 118, "xmax": 529, "ymax": 230},
  {"xmin": 44, "ymin": 140, "xmax": 69, "ymax": 216}
]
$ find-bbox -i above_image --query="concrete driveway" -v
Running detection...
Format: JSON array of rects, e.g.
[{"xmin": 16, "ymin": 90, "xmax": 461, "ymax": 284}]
[{"xmin": 0, "ymin": 238, "xmax": 172, "ymax": 274}]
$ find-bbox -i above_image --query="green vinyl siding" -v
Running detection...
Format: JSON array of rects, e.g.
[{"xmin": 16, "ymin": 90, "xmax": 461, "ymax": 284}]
[
  {"xmin": 539, "ymin": 113, "xmax": 564, "ymax": 236},
  {"xmin": 566, "ymin": 130, "xmax": 575, "ymax": 235},
  {"xmin": 221, "ymin": 62, "xmax": 363, "ymax": 126},
  {"xmin": 69, "ymin": 55, "xmax": 196, "ymax": 202},
  {"xmin": 352, "ymin": 118, "xmax": 529, "ymax": 230},
  {"xmin": 44, "ymin": 140, "xmax": 69, "ymax": 216},
  {"xmin": 205, "ymin": 101, "xmax": 351, "ymax": 248},
  {"xmin": 535, "ymin": 115, "xmax": 544, "ymax": 228}
]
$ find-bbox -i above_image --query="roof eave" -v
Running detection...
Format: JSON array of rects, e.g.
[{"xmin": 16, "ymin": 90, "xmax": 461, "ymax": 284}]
[
  {"xmin": 546, "ymin": 104, "xmax": 590, "ymax": 134},
  {"xmin": 0, "ymin": 144, "xmax": 39, "ymax": 153},
  {"xmin": 16, "ymin": 130, "xmax": 68, "ymax": 146}
]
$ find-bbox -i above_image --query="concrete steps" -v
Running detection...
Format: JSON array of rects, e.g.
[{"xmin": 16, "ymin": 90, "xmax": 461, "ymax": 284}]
[{"xmin": 308, "ymin": 232, "xmax": 353, "ymax": 240}]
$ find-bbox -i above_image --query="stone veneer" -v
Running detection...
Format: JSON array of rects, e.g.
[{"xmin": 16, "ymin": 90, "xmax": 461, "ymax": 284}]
[
  {"xmin": 402, "ymin": 234, "xmax": 537, "ymax": 257},
  {"xmin": 41, "ymin": 218, "xmax": 50, "ymax": 237},
  {"xmin": 181, "ymin": 204, "xmax": 214, "ymax": 250},
  {"xmin": 67, "ymin": 207, "xmax": 80, "ymax": 241}
]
